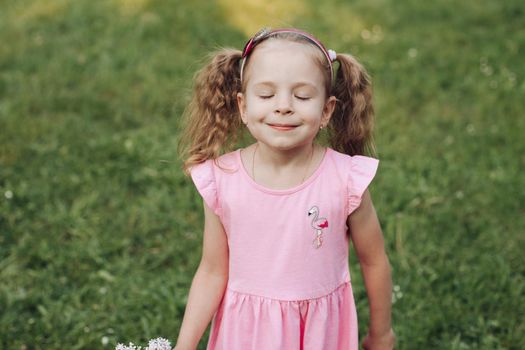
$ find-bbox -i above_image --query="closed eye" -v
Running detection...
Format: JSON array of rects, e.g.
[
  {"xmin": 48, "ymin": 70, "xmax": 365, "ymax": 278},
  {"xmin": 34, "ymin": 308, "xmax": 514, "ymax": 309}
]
[
  {"xmin": 295, "ymin": 96, "xmax": 311, "ymax": 101},
  {"xmin": 258, "ymin": 95, "xmax": 274, "ymax": 99}
]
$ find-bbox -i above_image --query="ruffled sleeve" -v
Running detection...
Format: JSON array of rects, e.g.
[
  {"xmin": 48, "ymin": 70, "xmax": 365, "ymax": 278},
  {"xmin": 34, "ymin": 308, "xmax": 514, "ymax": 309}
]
[
  {"xmin": 347, "ymin": 155, "xmax": 379, "ymax": 215},
  {"xmin": 189, "ymin": 159, "xmax": 221, "ymax": 216}
]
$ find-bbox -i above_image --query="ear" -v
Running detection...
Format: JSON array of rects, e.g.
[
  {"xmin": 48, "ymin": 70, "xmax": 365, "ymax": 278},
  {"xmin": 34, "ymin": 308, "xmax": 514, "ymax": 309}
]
[
  {"xmin": 321, "ymin": 95, "xmax": 337, "ymax": 126},
  {"xmin": 237, "ymin": 92, "xmax": 247, "ymax": 124}
]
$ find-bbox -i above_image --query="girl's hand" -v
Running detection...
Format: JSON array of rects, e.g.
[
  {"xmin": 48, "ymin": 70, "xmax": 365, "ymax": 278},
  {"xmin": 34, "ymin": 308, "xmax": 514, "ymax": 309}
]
[{"xmin": 362, "ymin": 329, "xmax": 395, "ymax": 350}]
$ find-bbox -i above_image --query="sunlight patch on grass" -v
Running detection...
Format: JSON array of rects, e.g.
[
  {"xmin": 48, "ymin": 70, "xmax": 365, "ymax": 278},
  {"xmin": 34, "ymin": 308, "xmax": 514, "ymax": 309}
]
[
  {"xmin": 11, "ymin": 0, "xmax": 69, "ymax": 23},
  {"xmin": 217, "ymin": 0, "xmax": 369, "ymax": 48},
  {"xmin": 314, "ymin": 3, "xmax": 369, "ymax": 47},
  {"xmin": 114, "ymin": 0, "xmax": 151, "ymax": 16},
  {"xmin": 217, "ymin": 0, "xmax": 308, "ymax": 36}
]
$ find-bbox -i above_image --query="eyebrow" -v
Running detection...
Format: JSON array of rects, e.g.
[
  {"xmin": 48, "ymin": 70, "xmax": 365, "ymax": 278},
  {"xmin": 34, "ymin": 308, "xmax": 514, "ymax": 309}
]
[{"xmin": 252, "ymin": 81, "xmax": 319, "ymax": 90}]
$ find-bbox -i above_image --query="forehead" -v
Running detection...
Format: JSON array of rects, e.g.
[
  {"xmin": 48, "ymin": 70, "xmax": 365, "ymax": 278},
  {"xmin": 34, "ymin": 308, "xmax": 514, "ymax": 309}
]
[{"xmin": 243, "ymin": 39, "xmax": 326, "ymax": 87}]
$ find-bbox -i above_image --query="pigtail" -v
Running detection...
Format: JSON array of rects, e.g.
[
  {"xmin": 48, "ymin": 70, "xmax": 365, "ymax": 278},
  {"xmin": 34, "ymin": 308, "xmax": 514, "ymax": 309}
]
[
  {"xmin": 178, "ymin": 49, "xmax": 243, "ymax": 175},
  {"xmin": 328, "ymin": 53, "xmax": 376, "ymax": 157}
]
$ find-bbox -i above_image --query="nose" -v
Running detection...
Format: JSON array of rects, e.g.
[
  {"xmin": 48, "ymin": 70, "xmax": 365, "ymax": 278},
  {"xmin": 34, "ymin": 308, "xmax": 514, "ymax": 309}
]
[{"xmin": 274, "ymin": 93, "xmax": 293, "ymax": 115}]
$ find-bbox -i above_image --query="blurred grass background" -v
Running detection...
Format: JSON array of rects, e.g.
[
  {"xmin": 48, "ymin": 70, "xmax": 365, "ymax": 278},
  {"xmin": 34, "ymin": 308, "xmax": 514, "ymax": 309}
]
[{"xmin": 1, "ymin": 0, "xmax": 524, "ymax": 349}]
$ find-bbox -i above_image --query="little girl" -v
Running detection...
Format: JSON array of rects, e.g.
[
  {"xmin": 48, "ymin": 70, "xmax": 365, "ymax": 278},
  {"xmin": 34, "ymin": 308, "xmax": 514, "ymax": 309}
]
[{"xmin": 175, "ymin": 28, "xmax": 394, "ymax": 350}]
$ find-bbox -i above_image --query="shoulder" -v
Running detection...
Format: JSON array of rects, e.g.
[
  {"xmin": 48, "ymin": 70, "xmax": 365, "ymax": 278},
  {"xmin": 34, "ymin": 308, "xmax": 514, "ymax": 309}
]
[
  {"xmin": 189, "ymin": 149, "xmax": 240, "ymax": 177},
  {"xmin": 325, "ymin": 148, "xmax": 379, "ymax": 215},
  {"xmin": 188, "ymin": 150, "xmax": 241, "ymax": 216},
  {"xmin": 328, "ymin": 148, "xmax": 379, "ymax": 167},
  {"xmin": 215, "ymin": 149, "xmax": 239, "ymax": 172},
  {"xmin": 326, "ymin": 148, "xmax": 379, "ymax": 179}
]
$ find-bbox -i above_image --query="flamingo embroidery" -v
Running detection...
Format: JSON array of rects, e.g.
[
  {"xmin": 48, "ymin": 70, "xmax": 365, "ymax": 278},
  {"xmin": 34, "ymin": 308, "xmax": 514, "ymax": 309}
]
[{"xmin": 307, "ymin": 206, "xmax": 329, "ymax": 248}]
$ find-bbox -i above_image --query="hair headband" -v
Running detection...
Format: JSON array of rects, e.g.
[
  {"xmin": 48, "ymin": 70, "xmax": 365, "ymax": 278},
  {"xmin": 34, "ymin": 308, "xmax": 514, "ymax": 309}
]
[{"xmin": 239, "ymin": 27, "xmax": 337, "ymax": 84}]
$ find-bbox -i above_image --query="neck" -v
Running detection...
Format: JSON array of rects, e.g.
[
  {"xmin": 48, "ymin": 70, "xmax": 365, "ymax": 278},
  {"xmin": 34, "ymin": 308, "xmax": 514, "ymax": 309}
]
[{"xmin": 255, "ymin": 143, "xmax": 316, "ymax": 169}]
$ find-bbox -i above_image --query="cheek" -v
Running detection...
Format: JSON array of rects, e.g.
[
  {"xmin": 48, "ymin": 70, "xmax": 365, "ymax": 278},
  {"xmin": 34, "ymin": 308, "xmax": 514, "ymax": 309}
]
[
  {"xmin": 302, "ymin": 101, "xmax": 326, "ymax": 118},
  {"xmin": 245, "ymin": 98, "xmax": 268, "ymax": 115}
]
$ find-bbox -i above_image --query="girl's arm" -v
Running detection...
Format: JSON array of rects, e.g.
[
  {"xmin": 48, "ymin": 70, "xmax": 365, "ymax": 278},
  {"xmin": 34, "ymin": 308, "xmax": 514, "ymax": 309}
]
[
  {"xmin": 174, "ymin": 201, "xmax": 229, "ymax": 350},
  {"xmin": 347, "ymin": 189, "xmax": 395, "ymax": 350}
]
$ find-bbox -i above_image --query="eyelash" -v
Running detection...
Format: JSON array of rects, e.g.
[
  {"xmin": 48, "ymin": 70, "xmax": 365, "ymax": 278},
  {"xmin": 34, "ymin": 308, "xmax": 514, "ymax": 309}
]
[{"xmin": 258, "ymin": 95, "xmax": 310, "ymax": 100}]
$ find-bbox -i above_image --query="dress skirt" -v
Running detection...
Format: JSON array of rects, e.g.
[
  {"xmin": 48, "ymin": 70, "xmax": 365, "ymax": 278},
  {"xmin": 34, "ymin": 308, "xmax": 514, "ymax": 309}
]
[{"xmin": 206, "ymin": 281, "xmax": 358, "ymax": 350}]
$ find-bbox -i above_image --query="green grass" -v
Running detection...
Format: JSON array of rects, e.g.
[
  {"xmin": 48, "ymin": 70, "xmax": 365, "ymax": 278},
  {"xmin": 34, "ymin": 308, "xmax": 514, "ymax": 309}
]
[{"xmin": 1, "ymin": 0, "xmax": 524, "ymax": 349}]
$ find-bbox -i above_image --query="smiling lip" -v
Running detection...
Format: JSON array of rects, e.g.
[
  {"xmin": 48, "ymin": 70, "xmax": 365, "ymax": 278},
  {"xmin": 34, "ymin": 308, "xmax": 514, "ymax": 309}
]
[{"xmin": 268, "ymin": 124, "xmax": 298, "ymax": 131}]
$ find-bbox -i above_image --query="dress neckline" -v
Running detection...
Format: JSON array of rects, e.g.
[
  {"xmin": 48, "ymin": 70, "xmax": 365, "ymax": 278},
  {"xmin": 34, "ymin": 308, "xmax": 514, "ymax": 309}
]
[{"xmin": 236, "ymin": 146, "xmax": 331, "ymax": 195}]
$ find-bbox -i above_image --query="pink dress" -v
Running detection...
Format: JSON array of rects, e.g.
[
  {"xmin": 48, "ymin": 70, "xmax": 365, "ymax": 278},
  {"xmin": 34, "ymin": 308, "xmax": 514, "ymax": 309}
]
[{"xmin": 189, "ymin": 147, "xmax": 379, "ymax": 350}]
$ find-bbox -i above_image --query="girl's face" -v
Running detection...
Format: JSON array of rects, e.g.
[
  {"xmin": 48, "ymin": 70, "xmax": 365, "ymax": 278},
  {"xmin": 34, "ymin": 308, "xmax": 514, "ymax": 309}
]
[{"xmin": 237, "ymin": 39, "xmax": 336, "ymax": 152}]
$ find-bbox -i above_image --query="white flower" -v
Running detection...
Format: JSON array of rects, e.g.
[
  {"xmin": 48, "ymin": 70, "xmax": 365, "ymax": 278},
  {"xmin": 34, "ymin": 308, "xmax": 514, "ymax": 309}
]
[
  {"xmin": 146, "ymin": 337, "xmax": 172, "ymax": 350},
  {"xmin": 101, "ymin": 336, "xmax": 109, "ymax": 346},
  {"xmin": 116, "ymin": 337, "xmax": 171, "ymax": 350},
  {"xmin": 391, "ymin": 285, "xmax": 403, "ymax": 303},
  {"xmin": 361, "ymin": 29, "xmax": 371, "ymax": 40},
  {"xmin": 125, "ymin": 139, "xmax": 133, "ymax": 150},
  {"xmin": 116, "ymin": 343, "xmax": 141, "ymax": 350}
]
